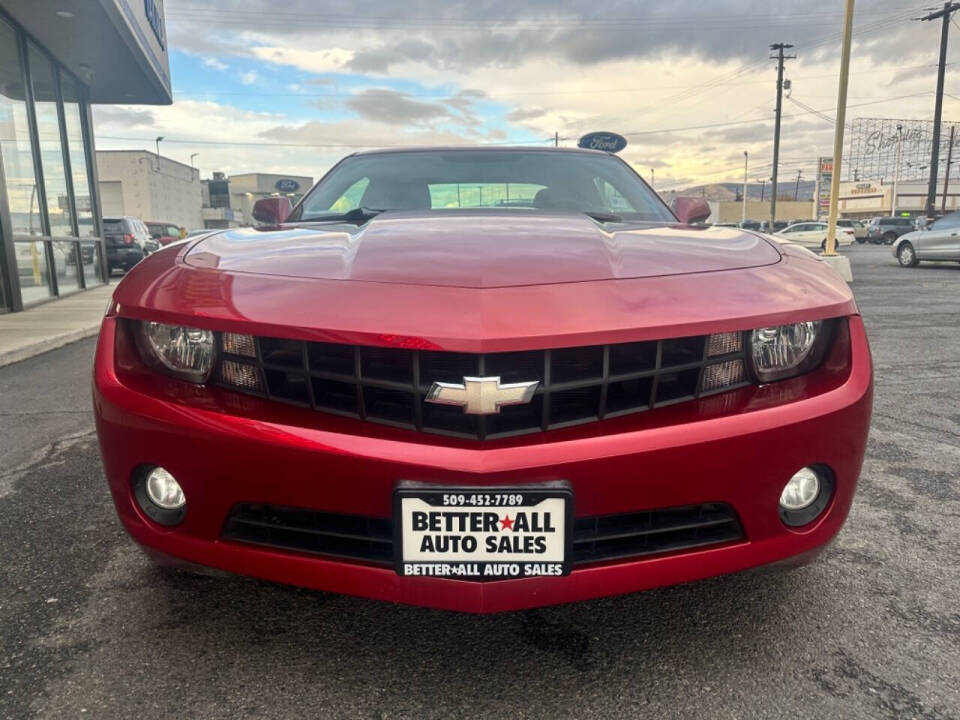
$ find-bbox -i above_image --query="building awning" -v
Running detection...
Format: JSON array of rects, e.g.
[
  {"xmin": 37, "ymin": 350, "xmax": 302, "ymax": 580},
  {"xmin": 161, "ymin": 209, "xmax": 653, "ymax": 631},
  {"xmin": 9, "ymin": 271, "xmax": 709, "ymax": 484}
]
[{"xmin": 1, "ymin": 0, "xmax": 171, "ymax": 104}]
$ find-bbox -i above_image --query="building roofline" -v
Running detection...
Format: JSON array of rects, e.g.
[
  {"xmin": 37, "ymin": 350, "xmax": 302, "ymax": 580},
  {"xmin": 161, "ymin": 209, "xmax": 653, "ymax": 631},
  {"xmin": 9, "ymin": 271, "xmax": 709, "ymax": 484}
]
[{"xmin": 95, "ymin": 149, "xmax": 197, "ymax": 173}]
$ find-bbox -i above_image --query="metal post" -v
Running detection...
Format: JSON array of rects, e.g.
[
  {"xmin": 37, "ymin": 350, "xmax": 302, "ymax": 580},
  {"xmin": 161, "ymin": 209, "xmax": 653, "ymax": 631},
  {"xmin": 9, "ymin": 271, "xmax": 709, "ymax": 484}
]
[
  {"xmin": 794, "ymin": 169, "xmax": 803, "ymax": 200},
  {"xmin": 825, "ymin": 0, "xmax": 855, "ymax": 256},
  {"xmin": 769, "ymin": 43, "xmax": 794, "ymax": 228},
  {"xmin": 742, "ymin": 151, "xmax": 748, "ymax": 223},
  {"xmin": 942, "ymin": 125, "xmax": 955, "ymax": 214},
  {"xmin": 891, "ymin": 124, "xmax": 903, "ymax": 216},
  {"xmin": 919, "ymin": 2, "xmax": 959, "ymax": 221}
]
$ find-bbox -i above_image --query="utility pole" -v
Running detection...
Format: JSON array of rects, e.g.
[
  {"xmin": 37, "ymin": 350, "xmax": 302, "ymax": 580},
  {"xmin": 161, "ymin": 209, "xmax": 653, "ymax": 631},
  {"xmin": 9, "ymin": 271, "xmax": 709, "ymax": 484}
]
[
  {"xmin": 825, "ymin": 0, "xmax": 854, "ymax": 259},
  {"xmin": 742, "ymin": 151, "xmax": 749, "ymax": 223},
  {"xmin": 942, "ymin": 124, "xmax": 956, "ymax": 214},
  {"xmin": 769, "ymin": 43, "xmax": 795, "ymax": 228},
  {"xmin": 651, "ymin": 168, "xmax": 655, "ymax": 189},
  {"xmin": 917, "ymin": 2, "xmax": 960, "ymax": 221},
  {"xmin": 891, "ymin": 123, "xmax": 903, "ymax": 216},
  {"xmin": 794, "ymin": 169, "xmax": 803, "ymax": 200},
  {"xmin": 555, "ymin": 131, "xmax": 559, "ymax": 147},
  {"xmin": 758, "ymin": 177, "xmax": 767, "ymax": 201}
]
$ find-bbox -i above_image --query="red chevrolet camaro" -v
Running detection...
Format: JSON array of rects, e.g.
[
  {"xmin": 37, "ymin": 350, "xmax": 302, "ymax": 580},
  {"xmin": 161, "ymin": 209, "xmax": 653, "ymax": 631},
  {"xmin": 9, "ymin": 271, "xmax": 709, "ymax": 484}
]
[{"xmin": 93, "ymin": 147, "xmax": 872, "ymax": 613}]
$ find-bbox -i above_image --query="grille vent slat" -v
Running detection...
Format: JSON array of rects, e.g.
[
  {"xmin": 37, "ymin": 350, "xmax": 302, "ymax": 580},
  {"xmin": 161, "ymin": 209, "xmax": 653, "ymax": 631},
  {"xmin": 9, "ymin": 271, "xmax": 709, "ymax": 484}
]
[
  {"xmin": 215, "ymin": 334, "xmax": 750, "ymax": 440},
  {"xmin": 222, "ymin": 502, "xmax": 744, "ymax": 567}
]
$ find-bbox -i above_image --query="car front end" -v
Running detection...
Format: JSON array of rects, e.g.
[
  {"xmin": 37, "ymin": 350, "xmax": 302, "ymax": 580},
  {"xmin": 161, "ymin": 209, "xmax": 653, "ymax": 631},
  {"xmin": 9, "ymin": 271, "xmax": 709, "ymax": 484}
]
[{"xmin": 93, "ymin": 148, "xmax": 872, "ymax": 613}]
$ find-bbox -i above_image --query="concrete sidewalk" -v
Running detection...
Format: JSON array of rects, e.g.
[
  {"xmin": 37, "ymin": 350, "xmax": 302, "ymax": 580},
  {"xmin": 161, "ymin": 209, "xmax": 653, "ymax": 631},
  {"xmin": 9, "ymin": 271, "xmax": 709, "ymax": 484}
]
[{"xmin": 0, "ymin": 284, "xmax": 114, "ymax": 368}]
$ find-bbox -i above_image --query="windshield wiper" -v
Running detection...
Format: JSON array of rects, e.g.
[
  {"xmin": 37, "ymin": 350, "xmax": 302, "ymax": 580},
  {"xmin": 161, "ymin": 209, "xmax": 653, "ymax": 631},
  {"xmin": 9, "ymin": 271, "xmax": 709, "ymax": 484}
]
[
  {"xmin": 583, "ymin": 210, "xmax": 623, "ymax": 223},
  {"xmin": 300, "ymin": 206, "xmax": 387, "ymax": 224}
]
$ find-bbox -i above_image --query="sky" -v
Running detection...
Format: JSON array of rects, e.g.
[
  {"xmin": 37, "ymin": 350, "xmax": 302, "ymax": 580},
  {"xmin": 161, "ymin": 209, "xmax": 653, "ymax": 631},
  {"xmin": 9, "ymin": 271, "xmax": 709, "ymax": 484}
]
[{"xmin": 91, "ymin": 0, "xmax": 960, "ymax": 192}]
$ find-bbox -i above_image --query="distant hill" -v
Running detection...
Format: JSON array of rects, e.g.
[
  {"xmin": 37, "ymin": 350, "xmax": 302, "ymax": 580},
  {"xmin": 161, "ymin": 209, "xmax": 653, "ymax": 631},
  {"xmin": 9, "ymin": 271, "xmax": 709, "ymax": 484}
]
[{"xmin": 661, "ymin": 181, "xmax": 816, "ymax": 202}]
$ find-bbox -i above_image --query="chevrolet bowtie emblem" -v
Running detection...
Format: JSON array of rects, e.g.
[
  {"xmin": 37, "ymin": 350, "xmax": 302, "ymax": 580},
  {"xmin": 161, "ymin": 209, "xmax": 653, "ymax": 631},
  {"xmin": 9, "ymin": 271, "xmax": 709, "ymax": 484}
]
[{"xmin": 425, "ymin": 376, "xmax": 540, "ymax": 415}]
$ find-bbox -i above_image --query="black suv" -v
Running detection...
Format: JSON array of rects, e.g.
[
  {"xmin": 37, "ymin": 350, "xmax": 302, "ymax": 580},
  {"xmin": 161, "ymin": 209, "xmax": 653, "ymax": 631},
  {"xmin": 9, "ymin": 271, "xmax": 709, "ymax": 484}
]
[
  {"xmin": 866, "ymin": 216, "xmax": 914, "ymax": 245},
  {"xmin": 102, "ymin": 217, "xmax": 153, "ymax": 274}
]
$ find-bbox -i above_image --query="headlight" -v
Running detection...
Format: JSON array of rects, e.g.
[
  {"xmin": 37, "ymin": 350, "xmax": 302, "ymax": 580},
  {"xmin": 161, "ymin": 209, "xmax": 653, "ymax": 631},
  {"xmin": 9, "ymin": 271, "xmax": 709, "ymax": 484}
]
[
  {"xmin": 137, "ymin": 321, "xmax": 215, "ymax": 383},
  {"xmin": 749, "ymin": 320, "xmax": 828, "ymax": 382}
]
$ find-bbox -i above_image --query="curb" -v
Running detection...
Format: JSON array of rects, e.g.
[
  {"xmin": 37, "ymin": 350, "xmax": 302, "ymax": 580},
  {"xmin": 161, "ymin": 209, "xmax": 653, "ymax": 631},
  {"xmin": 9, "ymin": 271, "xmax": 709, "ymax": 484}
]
[{"xmin": 0, "ymin": 325, "xmax": 101, "ymax": 369}]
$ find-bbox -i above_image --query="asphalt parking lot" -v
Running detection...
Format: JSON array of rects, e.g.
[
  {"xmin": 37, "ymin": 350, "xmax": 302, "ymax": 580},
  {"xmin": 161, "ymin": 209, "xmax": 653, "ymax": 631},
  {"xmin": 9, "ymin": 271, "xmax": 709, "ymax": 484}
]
[{"xmin": 1, "ymin": 243, "xmax": 958, "ymax": 720}]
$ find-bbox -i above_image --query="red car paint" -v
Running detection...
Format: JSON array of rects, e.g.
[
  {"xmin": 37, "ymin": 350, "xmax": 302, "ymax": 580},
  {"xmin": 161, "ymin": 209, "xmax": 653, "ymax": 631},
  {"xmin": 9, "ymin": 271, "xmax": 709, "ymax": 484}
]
[{"xmin": 93, "ymin": 152, "xmax": 872, "ymax": 613}]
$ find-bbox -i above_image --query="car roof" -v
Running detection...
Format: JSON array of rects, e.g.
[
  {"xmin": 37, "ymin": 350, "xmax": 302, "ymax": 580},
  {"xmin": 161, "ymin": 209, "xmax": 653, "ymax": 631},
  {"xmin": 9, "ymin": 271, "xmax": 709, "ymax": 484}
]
[{"xmin": 347, "ymin": 145, "xmax": 614, "ymax": 158}]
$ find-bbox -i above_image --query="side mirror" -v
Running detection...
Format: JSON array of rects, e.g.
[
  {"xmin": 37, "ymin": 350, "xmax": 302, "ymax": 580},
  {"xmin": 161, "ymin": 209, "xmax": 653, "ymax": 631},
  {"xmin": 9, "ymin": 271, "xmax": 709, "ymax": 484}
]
[
  {"xmin": 252, "ymin": 197, "xmax": 293, "ymax": 225},
  {"xmin": 671, "ymin": 196, "xmax": 711, "ymax": 224}
]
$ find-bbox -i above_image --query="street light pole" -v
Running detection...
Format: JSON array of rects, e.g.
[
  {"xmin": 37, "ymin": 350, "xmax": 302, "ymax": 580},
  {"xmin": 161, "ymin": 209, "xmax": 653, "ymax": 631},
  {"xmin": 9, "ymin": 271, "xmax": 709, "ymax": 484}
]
[
  {"xmin": 825, "ymin": 0, "xmax": 855, "ymax": 257},
  {"xmin": 190, "ymin": 152, "xmax": 199, "ymax": 168},
  {"xmin": 742, "ymin": 151, "xmax": 748, "ymax": 223},
  {"xmin": 651, "ymin": 168, "xmax": 655, "ymax": 189},
  {"xmin": 942, "ymin": 124, "xmax": 956, "ymax": 214},
  {"xmin": 154, "ymin": 136, "xmax": 164, "ymax": 171},
  {"xmin": 891, "ymin": 124, "xmax": 903, "ymax": 216}
]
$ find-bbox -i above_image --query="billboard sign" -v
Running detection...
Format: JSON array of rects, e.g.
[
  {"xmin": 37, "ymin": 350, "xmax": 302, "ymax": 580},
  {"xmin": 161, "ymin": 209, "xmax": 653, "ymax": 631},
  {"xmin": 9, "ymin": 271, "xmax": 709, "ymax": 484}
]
[{"xmin": 815, "ymin": 156, "xmax": 832, "ymax": 219}]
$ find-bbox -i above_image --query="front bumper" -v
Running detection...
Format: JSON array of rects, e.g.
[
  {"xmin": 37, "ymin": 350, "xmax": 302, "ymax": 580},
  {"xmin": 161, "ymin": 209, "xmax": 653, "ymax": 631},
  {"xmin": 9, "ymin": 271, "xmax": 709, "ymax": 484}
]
[{"xmin": 94, "ymin": 316, "xmax": 872, "ymax": 613}]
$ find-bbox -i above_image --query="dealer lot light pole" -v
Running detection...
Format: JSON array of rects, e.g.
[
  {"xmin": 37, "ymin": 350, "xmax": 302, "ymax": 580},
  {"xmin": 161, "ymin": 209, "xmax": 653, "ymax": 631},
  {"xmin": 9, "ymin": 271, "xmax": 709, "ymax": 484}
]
[{"xmin": 825, "ymin": 0, "xmax": 854, "ymax": 264}]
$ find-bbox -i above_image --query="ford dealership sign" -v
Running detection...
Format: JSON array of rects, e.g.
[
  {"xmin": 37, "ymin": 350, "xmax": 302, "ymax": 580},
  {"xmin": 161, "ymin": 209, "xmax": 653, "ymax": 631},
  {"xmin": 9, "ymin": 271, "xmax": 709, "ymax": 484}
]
[
  {"xmin": 275, "ymin": 178, "xmax": 301, "ymax": 193},
  {"xmin": 578, "ymin": 132, "xmax": 628, "ymax": 153}
]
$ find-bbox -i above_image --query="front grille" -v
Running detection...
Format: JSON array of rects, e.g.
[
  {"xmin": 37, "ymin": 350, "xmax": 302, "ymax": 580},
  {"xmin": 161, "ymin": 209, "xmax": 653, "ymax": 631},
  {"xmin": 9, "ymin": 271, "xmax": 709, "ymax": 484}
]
[
  {"xmin": 214, "ymin": 333, "xmax": 750, "ymax": 440},
  {"xmin": 222, "ymin": 502, "xmax": 744, "ymax": 568},
  {"xmin": 223, "ymin": 504, "xmax": 394, "ymax": 564}
]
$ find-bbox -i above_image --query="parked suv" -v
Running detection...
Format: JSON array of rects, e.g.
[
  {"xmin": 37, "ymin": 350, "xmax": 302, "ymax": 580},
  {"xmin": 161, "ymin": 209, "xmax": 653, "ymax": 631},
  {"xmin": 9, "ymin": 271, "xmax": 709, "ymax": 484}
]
[
  {"xmin": 145, "ymin": 221, "xmax": 185, "ymax": 247},
  {"xmin": 102, "ymin": 217, "xmax": 151, "ymax": 274},
  {"xmin": 866, "ymin": 216, "xmax": 914, "ymax": 245},
  {"xmin": 836, "ymin": 218, "xmax": 867, "ymax": 242}
]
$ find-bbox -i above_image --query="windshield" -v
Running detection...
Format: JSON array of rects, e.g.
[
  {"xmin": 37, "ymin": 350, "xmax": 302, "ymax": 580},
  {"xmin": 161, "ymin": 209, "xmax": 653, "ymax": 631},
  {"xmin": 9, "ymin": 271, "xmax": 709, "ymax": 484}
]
[{"xmin": 293, "ymin": 150, "xmax": 673, "ymax": 223}]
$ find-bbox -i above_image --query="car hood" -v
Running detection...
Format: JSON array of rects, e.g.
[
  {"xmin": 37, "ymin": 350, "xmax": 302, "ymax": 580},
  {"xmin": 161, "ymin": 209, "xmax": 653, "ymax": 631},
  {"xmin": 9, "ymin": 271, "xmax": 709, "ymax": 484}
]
[{"xmin": 184, "ymin": 211, "xmax": 781, "ymax": 288}]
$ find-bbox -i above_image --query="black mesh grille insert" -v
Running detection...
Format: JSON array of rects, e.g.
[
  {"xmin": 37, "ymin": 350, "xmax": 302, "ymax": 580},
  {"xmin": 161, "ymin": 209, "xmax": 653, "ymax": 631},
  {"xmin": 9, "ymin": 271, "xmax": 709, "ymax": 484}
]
[
  {"xmin": 214, "ymin": 333, "xmax": 750, "ymax": 439},
  {"xmin": 221, "ymin": 502, "xmax": 744, "ymax": 567}
]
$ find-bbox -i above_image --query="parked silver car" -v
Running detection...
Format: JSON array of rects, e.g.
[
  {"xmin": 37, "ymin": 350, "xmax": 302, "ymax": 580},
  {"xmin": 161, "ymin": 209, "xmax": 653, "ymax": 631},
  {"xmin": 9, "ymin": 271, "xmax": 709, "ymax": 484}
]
[{"xmin": 892, "ymin": 212, "xmax": 960, "ymax": 266}]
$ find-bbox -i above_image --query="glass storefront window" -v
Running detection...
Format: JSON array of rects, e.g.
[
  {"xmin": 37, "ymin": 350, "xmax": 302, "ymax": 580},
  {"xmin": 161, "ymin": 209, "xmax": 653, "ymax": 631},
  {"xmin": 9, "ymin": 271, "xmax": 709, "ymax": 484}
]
[
  {"xmin": 0, "ymin": 19, "xmax": 42, "ymax": 235},
  {"xmin": 52, "ymin": 239, "xmax": 79, "ymax": 294},
  {"xmin": 14, "ymin": 240, "xmax": 52, "ymax": 304},
  {"xmin": 28, "ymin": 43, "xmax": 72, "ymax": 237},
  {"xmin": 80, "ymin": 241, "xmax": 102, "ymax": 287},
  {"xmin": 60, "ymin": 73, "xmax": 95, "ymax": 237}
]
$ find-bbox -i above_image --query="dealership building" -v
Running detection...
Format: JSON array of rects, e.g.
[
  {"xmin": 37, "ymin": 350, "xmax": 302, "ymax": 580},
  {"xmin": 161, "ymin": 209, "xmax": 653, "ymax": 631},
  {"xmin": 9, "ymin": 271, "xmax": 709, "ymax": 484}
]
[
  {"xmin": 0, "ymin": 0, "xmax": 170, "ymax": 313},
  {"xmin": 202, "ymin": 172, "xmax": 313, "ymax": 229},
  {"xmin": 98, "ymin": 150, "xmax": 203, "ymax": 232}
]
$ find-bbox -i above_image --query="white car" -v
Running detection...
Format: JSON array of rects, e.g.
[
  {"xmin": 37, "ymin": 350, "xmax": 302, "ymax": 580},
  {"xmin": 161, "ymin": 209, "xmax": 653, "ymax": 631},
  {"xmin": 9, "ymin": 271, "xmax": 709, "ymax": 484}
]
[{"xmin": 774, "ymin": 221, "xmax": 856, "ymax": 250}]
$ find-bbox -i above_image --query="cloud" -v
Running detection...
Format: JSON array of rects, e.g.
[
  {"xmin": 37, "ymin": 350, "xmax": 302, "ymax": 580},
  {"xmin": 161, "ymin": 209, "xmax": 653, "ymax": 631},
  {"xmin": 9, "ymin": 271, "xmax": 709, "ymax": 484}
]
[
  {"xmin": 202, "ymin": 57, "xmax": 228, "ymax": 71},
  {"xmin": 240, "ymin": 71, "xmax": 258, "ymax": 85},
  {"xmin": 93, "ymin": 106, "xmax": 156, "ymax": 127},
  {"xmin": 249, "ymin": 46, "xmax": 354, "ymax": 73},
  {"xmin": 343, "ymin": 88, "xmax": 485, "ymax": 127}
]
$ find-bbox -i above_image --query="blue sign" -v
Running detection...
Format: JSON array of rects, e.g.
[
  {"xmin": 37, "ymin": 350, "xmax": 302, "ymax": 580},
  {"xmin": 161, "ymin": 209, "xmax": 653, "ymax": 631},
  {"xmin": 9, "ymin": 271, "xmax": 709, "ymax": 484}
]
[
  {"xmin": 143, "ymin": 0, "xmax": 165, "ymax": 50},
  {"xmin": 275, "ymin": 178, "xmax": 301, "ymax": 193},
  {"xmin": 578, "ymin": 132, "xmax": 628, "ymax": 153}
]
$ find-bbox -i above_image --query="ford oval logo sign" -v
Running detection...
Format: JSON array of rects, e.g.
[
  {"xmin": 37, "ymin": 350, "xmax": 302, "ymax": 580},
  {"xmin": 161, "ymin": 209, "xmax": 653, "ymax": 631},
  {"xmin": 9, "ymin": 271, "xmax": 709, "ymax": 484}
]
[
  {"xmin": 578, "ymin": 132, "xmax": 628, "ymax": 153},
  {"xmin": 275, "ymin": 178, "xmax": 300, "ymax": 193}
]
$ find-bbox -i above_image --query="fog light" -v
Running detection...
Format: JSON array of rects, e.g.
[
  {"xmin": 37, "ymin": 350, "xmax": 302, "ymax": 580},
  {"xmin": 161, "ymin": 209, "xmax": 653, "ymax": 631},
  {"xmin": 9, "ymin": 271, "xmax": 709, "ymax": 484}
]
[
  {"xmin": 779, "ymin": 465, "xmax": 834, "ymax": 527},
  {"xmin": 133, "ymin": 465, "xmax": 187, "ymax": 526},
  {"xmin": 145, "ymin": 467, "xmax": 185, "ymax": 509},
  {"xmin": 780, "ymin": 467, "xmax": 820, "ymax": 510}
]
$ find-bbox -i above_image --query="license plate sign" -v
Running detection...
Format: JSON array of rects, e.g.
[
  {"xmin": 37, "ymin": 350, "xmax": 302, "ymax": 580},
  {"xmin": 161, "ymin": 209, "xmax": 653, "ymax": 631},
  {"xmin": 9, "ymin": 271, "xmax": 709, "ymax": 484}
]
[{"xmin": 394, "ymin": 486, "xmax": 572, "ymax": 580}]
